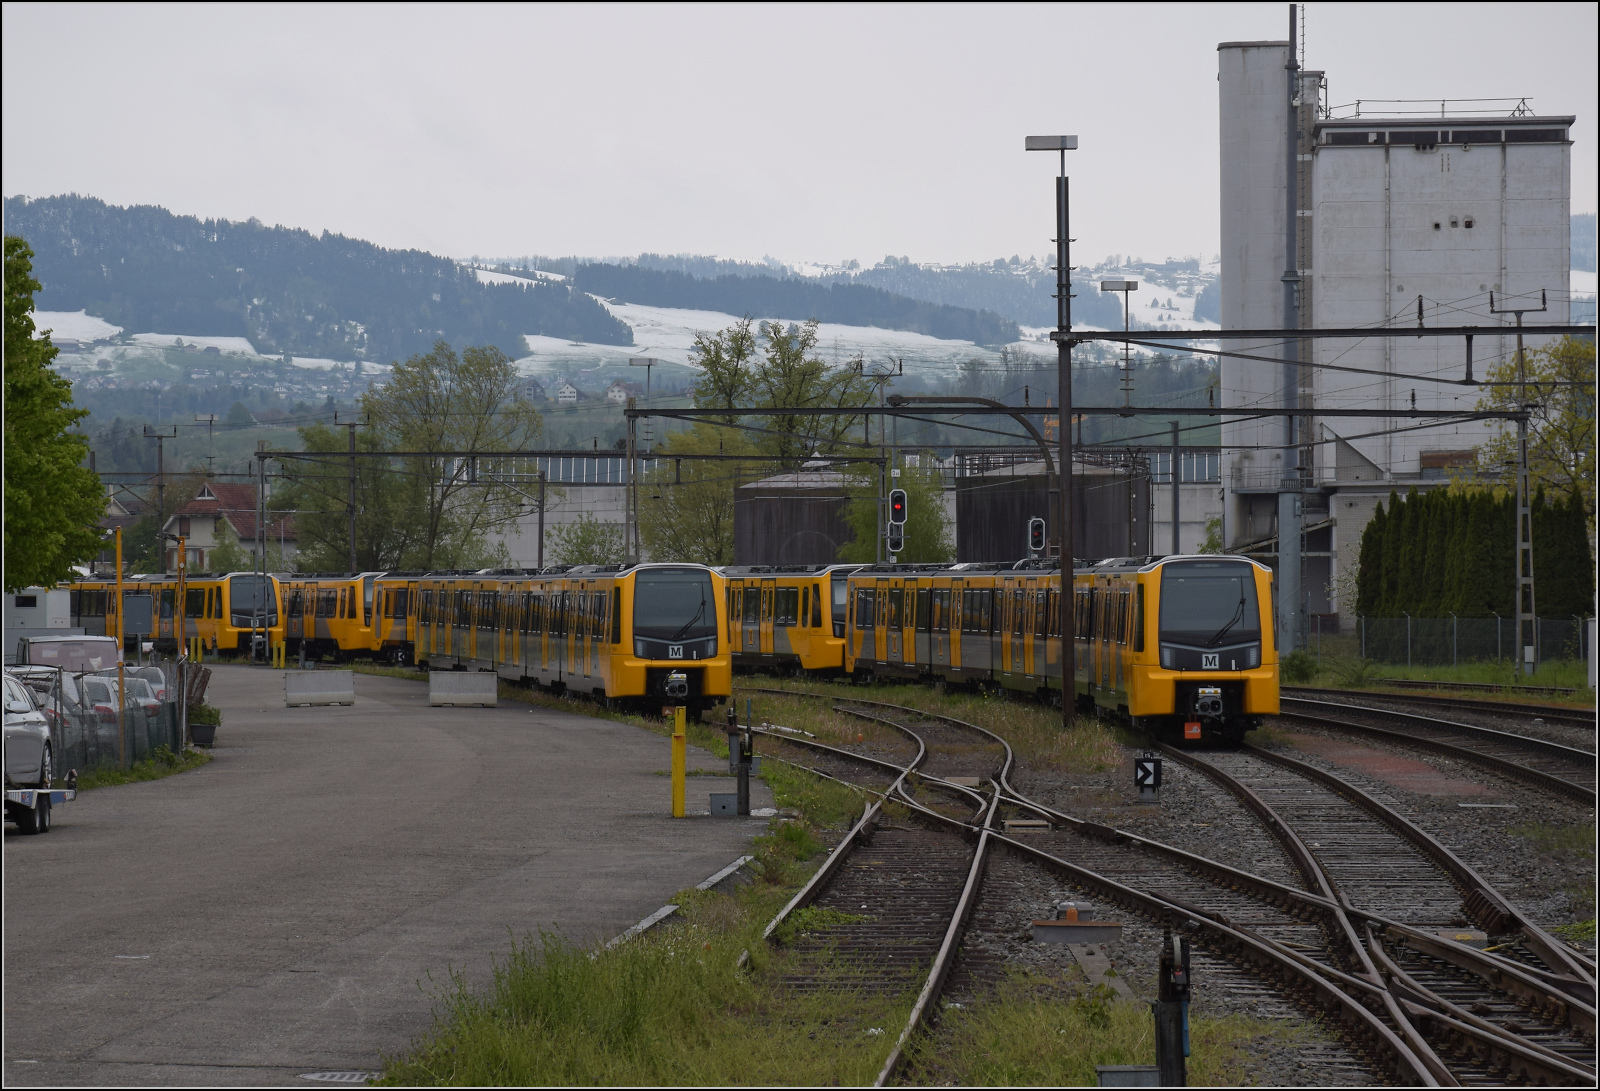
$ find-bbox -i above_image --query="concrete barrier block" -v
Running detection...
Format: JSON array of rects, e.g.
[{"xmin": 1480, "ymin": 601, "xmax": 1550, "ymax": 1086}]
[
  {"xmin": 429, "ymin": 671, "xmax": 498, "ymax": 707},
  {"xmin": 285, "ymin": 669, "xmax": 356, "ymax": 707}
]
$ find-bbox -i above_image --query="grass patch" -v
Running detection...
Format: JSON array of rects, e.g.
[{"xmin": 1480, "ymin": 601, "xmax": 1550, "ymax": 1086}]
[
  {"xmin": 1511, "ymin": 820, "xmax": 1597, "ymax": 860},
  {"xmin": 911, "ymin": 972, "xmax": 1318, "ymax": 1086},
  {"xmin": 1552, "ymin": 919, "xmax": 1597, "ymax": 944},
  {"xmin": 378, "ymin": 827, "xmax": 909, "ymax": 1087},
  {"xmin": 759, "ymin": 757, "xmax": 867, "ymax": 829},
  {"xmin": 1287, "ymin": 654, "xmax": 1595, "ymax": 706},
  {"xmin": 74, "ymin": 744, "xmax": 210, "ymax": 791},
  {"xmin": 734, "ymin": 677, "xmax": 1122, "ymax": 776}
]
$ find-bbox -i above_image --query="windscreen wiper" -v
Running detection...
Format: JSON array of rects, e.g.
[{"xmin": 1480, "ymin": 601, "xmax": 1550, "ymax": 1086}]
[
  {"xmin": 671, "ymin": 595, "xmax": 707, "ymax": 640},
  {"xmin": 1204, "ymin": 585, "xmax": 1247, "ymax": 648}
]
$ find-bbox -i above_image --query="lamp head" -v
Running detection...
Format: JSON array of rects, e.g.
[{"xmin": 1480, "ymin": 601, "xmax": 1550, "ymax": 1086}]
[{"xmin": 1025, "ymin": 136, "xmax": 1079, "ymax": 151}]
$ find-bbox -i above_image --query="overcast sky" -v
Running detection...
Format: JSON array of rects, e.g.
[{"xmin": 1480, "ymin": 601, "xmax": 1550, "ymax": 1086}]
[{"xmin": 4, "ymin": 3, "xmax": 1595, "ymax": 269}]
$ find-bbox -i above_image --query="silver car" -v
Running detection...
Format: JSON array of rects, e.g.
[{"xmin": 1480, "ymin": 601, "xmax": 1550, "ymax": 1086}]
[{"xmin": 5, "ymin": 672, "xmax": 54, "ymax": 834}]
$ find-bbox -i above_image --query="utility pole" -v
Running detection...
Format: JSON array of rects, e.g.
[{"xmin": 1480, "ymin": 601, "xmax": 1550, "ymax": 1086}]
[
  {"xmin": 1278, "ymin": 2, "xmax": 1304, "ymax": 654},
  {"xmin": 537, "ymin": 470, "xmax": 547, "ymax": 570},
  {"xmin": 143, "ymin": 425, "xmax": 177, "ymax": 546},
  {"xmin": 335, "ymin": 412, "xmax": 359, "ymax": 573},
  {"xmin": 1491, "ymin": 290, "xmax": 1546, "ymax": 676},
  {"xmin": 624, "ymin": 399, "xmax": 638, "ymax": 564},
  {"xmin": 1028, "ymin": 132, "xmax": 1078, "ymax": 732},
  {"xmin": 1170, "ymin": 421, "xmax": 1181, "ymax": 555}
]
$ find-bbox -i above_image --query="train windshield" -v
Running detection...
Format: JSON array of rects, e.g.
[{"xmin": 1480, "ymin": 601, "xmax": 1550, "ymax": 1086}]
[
  {"xmin": 633, "ymin": 568, "xmax": 717, "ymax": 641},
  {"xmin": 1159, "ymin": 561, "xmax": 1260, "ymax": 647},
  {"xmin": 229, "ymin": 574, "xmax": 279, "ymax": 625}
]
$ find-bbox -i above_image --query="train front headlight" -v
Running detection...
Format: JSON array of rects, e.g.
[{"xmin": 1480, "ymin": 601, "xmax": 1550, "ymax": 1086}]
[
  {"xmin": 1248, "ymin": 645, "xmax": 1260, "ymax": 669},
  {"xmin": 1160, "ymin": 645, "xmax": 1173, "ymax": 668},
  {"xmin": 635, "ymin": 638, "xmax": 647, "ymax": 658}
]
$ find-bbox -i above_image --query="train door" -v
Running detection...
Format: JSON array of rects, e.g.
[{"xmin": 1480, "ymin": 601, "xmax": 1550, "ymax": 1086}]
[
  {"xmin": 948, "ymin": 579, "xmax": 963, "ymax": 670},
  {"xmin": 1024, "ymin": 579, "xmax": 1038, "ymax": 677},
  {"xmin": 759, "ymin": 579, "xmax": 775, "ymax": 656},
  {"xmin": 588, "ymin": 586, "xmax": 600, "ymax": 677},
  {"xmin": 1115, "ymin": 587, "xmax": 1128, "ymax": 695},
  {"xmin": 904, "ymin": 580, "xmax": 921, "ymax": 670},
  {"xmin": 886, "ymin": 583, "xmax": 903, "ymax": 662},
  {"xmin": 741, "ymin": 582, "xmax": 760, "ymax": 655},
  {"xmin": 930, "ymin": 586, "xmax": 948, "ymax": 668}
]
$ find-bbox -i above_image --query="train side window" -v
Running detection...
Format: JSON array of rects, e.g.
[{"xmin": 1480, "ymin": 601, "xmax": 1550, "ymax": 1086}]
[
  {"xmin": 611, "ymin": 588, "xmax": 622, "ymax": 644},
  {"xmin": 916, "ymin": 588, "xmax": 930, "ymax": 630},
  {"xmin": 1133, "ymin": 584, "xmax": 1146, "ymax": 652},
  {"xmin": 810, "ymin": 583, "xmax": 822, "ymax": 628},
  {"xmin": 855, "ymin": 587, "xmax": 874, "ymax": 629},
  {"xmin": 982, "ymin": 589, "xmax": 994, "ymax": 632},
  {"xmin": 775, "ymin": 587, "xmax": 799, "ymax": 626},
  {"xmin": 743, "ymin": 588, "xmax": 760, "ymax": 624},
  {"xmin": 885, "ymin": 589, "xmax": 901, "ymax": 629},
  {"xmin": 799, "ymin": 586, "xmax": 808, "ymax": 628}
]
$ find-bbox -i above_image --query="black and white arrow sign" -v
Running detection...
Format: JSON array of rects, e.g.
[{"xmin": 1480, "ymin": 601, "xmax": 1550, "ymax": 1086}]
[{"xmin": 1134, "ymin": 756, "xmax": 1162, "ymax": 788}]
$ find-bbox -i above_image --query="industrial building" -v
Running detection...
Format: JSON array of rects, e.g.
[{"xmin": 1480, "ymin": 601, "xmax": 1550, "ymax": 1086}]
[{"xmin": 1217, "ymin": 39, "xmax": 1574, "ymax": 640}]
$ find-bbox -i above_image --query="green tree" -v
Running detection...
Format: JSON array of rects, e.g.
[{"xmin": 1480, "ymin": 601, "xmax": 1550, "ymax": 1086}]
[
  {"xmin": 837, "ymin": 457, "xmax": 953, "ymax": 564},
  {"xmin": 548, "ymin": 512, "xmax": 624, "ymax": 566},
  {"xmin": 224, "ymin": 400, "xmax": 256, "ymax": 428},
  {"xmin": 1476, "ymin": 334, "xmax": 1595, "ymax": 525},
  {"xmin": 4, "ymin": 236, "xmax": 106, "ymax": 591},
  {"xmin": 272, "ymin": 340, "xmax": 538, "ymax": 571},
  {"xmin": 637, "ymin": 318, "xmax": 876, "ymax": 563},
  {"xmin": 639, "ymin": 425, "xmax": 756, "ymax": 565}
]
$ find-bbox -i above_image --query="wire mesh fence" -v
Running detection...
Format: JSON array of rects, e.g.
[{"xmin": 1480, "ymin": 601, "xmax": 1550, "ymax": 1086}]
[
  {"xmin": 1354, "ymin": 615, "xmax": 1592, "ymax": 668},
  {"xmin": 12, "ymin": 655, "xmax": 192, "ymax": 775}
]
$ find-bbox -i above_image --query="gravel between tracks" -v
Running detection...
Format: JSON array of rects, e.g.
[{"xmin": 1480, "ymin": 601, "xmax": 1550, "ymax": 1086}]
[
  {"xmin": 1254, "ymin": 722, "xmax": 1597, "ymax": 947},
  {"xmin": 1288, "ymin": 690, "xmax": 1596, "ymax": 751}
]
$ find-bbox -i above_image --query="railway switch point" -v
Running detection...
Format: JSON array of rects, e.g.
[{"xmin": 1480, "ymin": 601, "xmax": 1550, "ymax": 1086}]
[
  {"xmin": 1002, "ymin": 819, "xmax": 1051, "ymax": 833},
  {"xmin": 1437, "ymin": 928, "xmax": 1490, "ymax": 949}
]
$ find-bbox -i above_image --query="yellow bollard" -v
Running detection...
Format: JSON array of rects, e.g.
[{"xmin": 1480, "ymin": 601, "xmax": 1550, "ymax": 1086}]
[{"xmin": 671, "ymin": 705, "xmax": 686, "ymax": 818}]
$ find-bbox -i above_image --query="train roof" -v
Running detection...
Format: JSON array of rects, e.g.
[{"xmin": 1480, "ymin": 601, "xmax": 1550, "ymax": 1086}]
[
  {"xmin": 1073, "ymin": 554, "xmax": 1273, "ymax": 575},
  {"xmin": 718, "ymin": 564, "xmax": 864, "ymax": 576}
]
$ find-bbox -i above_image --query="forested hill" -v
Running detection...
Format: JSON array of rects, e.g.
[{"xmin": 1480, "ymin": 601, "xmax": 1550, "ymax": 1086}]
[
  {"xmin": 570, "ymin": 263, "xmax": 1019, "ymax": 346},
  {"xmin": 3, "ymin": 195, "xmax": 633, "ymax": 361}
]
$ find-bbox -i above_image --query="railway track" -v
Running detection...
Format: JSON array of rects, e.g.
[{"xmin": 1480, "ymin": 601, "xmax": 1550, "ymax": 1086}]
[
  {"xmin": 1277, "ymin": 696, "xmax": 1597, "ymax": 805},
  {"xmin": 1282, "ymin": 686, "xmax": 1596, "ymax": 731},
  {"xmin": 739, "ymin": 685, "xmax": 1597, "ymax": 1086},
  {"xmin": 1164, "ymin": 741, "xmax": 1597, "ymax": 1084}
]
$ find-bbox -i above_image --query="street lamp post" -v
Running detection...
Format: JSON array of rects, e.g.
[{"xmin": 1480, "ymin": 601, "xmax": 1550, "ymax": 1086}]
[
  {"xmin": 1027, "ymin": 134, "xmax": 1078, "ymax": 734},
  {"xmin": 628, "ymin": 358, "xmax": 659, "ymax": 565},
  {"xmin": 1100, "ymin": 279, "xmax": 1139, "ymax": 405}
]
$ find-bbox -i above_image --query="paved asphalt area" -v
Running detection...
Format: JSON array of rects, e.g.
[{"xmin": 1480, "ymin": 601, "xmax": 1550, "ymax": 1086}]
[{"xmin": 4, "ymin": 667, "xmax": 772, "ymax": 1086}]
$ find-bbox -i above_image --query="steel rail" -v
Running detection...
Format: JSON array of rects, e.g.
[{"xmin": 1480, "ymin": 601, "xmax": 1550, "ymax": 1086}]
[
  {"xmin": 745, "ymin": 689, "xmax": 1436, "ymax": 1082},
  {"xmin": 1281, "ymin": 686, "xmax": 1594, "ymax": 729},
  {"xmin": 742, "ymin": 687, "xmax": 1596, "ymax": 1079},
  {"xmin": 1241, "ymin": 743, "xmax": 1597, "ymax": 996},
  {"xmin": 1154, "ymin": 744, "xmax": 1457, "ymax": 1084},
  {"xmin": 1162, "ymin": 743, "xmax": 1592, "ymax": 1084},
  {"xmin": 1278, "ymin": 699, "xmax": 1596, "ymax": 805}
]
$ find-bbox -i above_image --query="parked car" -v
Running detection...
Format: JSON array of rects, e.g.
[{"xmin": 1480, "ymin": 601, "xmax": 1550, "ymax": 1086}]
[
  {"xmin": 127, "ymin": 665, "xmax": 170, "ymax": 703},
  {"xmin": 122, "ymin": 676, "xmax": 163, "ymax": 722},
  {"xmin": 4, "ymin": 672, "xmax": 54, "ymax": 833},
  {"xmin": 13, "ymin": 634, "xmax": 119, "ymax": 673},
  {"xmin": 79, "ymin": 675, "xmax": 137, "ymax": 731},
  {"xmin": 10, "ymin": 666, "xmax": 93, "ymax": 741}
]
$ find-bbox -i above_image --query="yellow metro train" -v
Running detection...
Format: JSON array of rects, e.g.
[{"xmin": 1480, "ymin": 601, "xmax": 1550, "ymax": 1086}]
[
  {"xmin": 408, "ymin": 563, "xmax": 731, "ymax": 716},
  {"xmin": 718, "ymin": 565, "xmax": 862, "ymax": 674},
  {"xmin": 68, "ymin": 571, "xmax": 283, "ymax": 653},
  {"xmin": 837, "ymin": 555, "xmax": 1278, "ymax": 744}
]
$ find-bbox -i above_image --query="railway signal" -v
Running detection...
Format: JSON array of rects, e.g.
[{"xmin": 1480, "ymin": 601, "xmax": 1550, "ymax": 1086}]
[
  {"xmin": 887, "ymin": 488, "xmax": 907, "ymax": 556},
  {"xmin": 1028, "ymin": 517, "xmax": 1046, "ymax": 556}
]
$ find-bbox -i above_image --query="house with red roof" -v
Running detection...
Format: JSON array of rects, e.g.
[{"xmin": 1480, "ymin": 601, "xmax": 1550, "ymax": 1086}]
[{"xmin": 160, "ymin": 482, "xmax": 296, "ymax": 573}]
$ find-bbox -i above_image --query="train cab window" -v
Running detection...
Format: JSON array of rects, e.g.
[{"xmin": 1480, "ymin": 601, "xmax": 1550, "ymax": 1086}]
[
  {"xmin": 775, "ymin": 587, "xmax": 799, "ymax": 626},
  {"xmin": 812, "ymin": 583, "xmax": 823, "ymax": 628}
]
